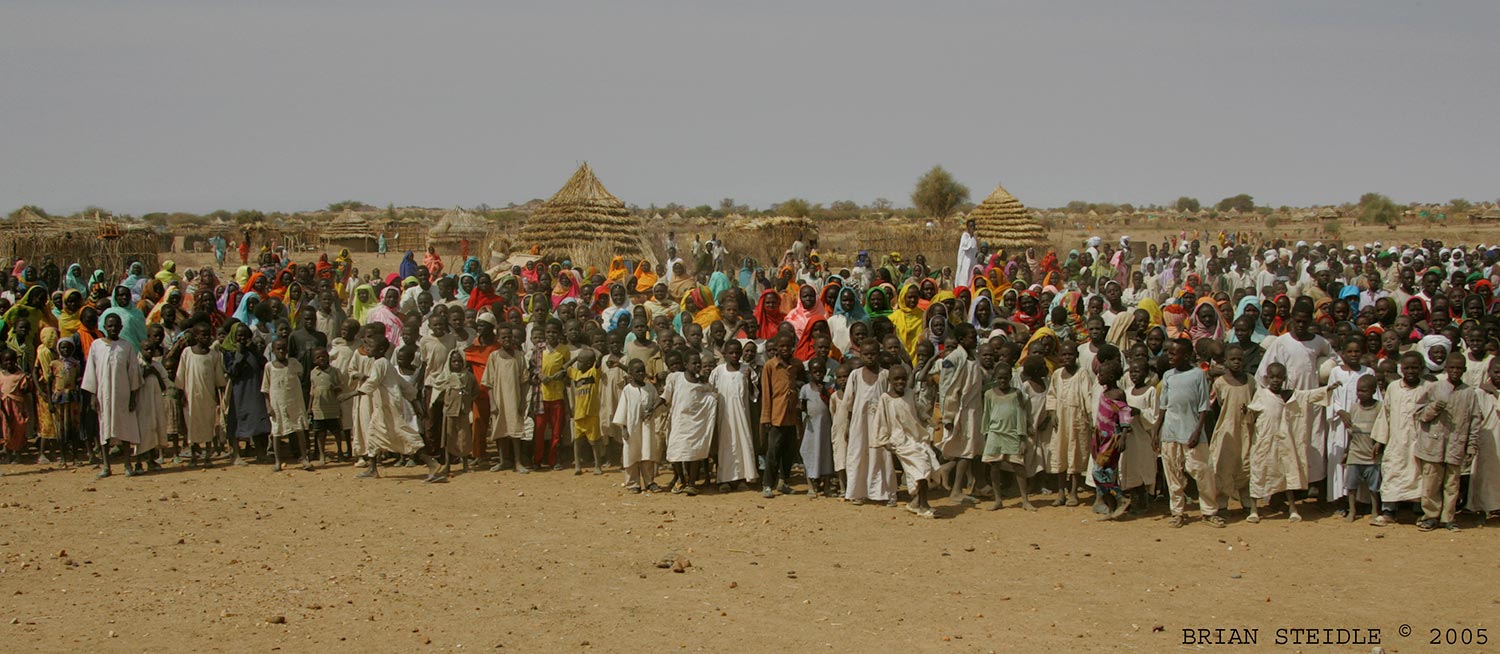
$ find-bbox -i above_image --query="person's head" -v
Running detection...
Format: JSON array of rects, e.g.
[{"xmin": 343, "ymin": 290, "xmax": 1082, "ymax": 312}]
[
  {"xmin": 1021, "ymin": 355, "xmax": 1048, "ymax": 383},
  {"xmin": 1085, "ymin": 316, "xmax": 1106, "ymax": 345},
  {"xmin": 808, "ymin": 356, "xmax": 827, "ymax": 382},
  {"xmin": 1224, "ymin": 344, "xmax": 1245, "ymax": 374},
  {"xmin": 396, "ymin": 343, "xmax": 418, "ymax": 370},
  {"xmin": 1488, "ymin": 356, "xmax": 1500, "ymax": 390},
  {"xmin": 1264, "ymin": 362, "xmax": 1288, "ymax": 392},
  {"xmin": 740, "ymin": 340, "xmax": 758, "ymax": 366},
  {"xmin": 722, "ymin": 338, "xmax": 743, "ymax": 365},
  {"xmin": 1168, "ymin": 337, "xmax": 1194, "ymax": 370},
  {"xmin": 543, "ymin": 319, "xmax": 562, "ymax": 347},
  {"xmin": 271, "ymin": 337, "xmax": 290, "ymax": 362},
  {"xmin": 1445, "ymin": 352, "xmax": 1467, "ymax": 385},
  {"xmin": 886, "ymin": 363, "xmax": 909, "ymax": 396},
  {"xmin": 1056, "ymin": 340, "xmax": 1079, "ymax": 370},
  {"xmin": 683, "ymin": 322, "xmax": 704, "ymax": 349},
  {"xmin": 775, "ymin": 333, "xmax": 795, "ymax": 362},
  {"xmin": 914, "ymin": 339, "xmax": 935, "ymax": 367},
  {"xmin": 1355, "ymin": 373, "xmax": 1377, "ymax": 405},
  {"xmin": 1399, "ymin": 351, "xmax": 1424, "ymax": 386},
  {"xmin": 1340, "ymin": 338, "xmax": 1364, "ymax": 368},
  {"xmin": 574, "ymin": 347, "xmax": 597, "ymax": 372},
  {"xmin": 858, "ymin": 337, "xmax": 881, "ymax": 369},
  {"xmin": 1097, "ymin": 355, "xmax": 1123, "ymax": 387},
  {"xmin": 101, "ymin": 313, "xmax": 123, "ymax": 340}
]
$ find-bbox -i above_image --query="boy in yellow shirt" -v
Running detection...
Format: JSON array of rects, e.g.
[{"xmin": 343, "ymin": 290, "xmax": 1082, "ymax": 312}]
[
  {"xmin": 569, "ymin": 348, "xmax": 606, "ymax": 475},
  {"xmin": 536, "ymin": 319, "xmax": 572, "ymax": 470}
]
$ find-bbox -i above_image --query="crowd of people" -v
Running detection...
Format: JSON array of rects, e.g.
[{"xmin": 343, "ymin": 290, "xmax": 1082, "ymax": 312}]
[{"xmin": 1, "ymin": 223, "xmax": 1499, "ymax": 530}]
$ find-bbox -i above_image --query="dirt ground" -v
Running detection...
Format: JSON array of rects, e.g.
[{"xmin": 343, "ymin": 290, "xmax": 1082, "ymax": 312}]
[{"xmin": 1, "ymin": 456, "xmax": 1495, "ymax": 653}]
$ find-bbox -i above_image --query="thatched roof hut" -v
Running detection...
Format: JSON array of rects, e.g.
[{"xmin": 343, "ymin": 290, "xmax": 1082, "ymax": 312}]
[
  {"xmin": 519, "ymin": 163, "xmax": 647, "ymax": 265},
  {"xmin": 428, "ymin": 207, "xmax": 491, "ymax": 248},
  {"xmin": 321, "ymin": 210, "xmax": 376, "ymax": 251},
  {"xmin": 1, "ymin": 214, "xmax": 162, "ymax": 274},
  {"xmin": 970, "ymin": 183, "xmax": 1047, "ymax": 250}
]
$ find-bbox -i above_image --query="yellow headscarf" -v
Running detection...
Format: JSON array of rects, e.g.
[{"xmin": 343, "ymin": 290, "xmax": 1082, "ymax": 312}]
[
  {"xmin": 889, "ymin": 282, "xmax": 926, "ymax": 359},
  {"xmin": 1135, "ymin": 297, "xmax": 1164, "ymax": 328}
]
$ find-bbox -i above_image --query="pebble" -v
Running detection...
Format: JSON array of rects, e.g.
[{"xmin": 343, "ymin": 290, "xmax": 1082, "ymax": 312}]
[{"xmin": 267, "ymin": 615, "xmax": 286, "ymax": 624}]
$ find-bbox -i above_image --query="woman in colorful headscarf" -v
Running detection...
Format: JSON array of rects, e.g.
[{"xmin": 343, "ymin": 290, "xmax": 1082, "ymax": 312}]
[
  {"xmin": 889, "ymin": 283, "xmax": 926, "ymax": 359},
  {"xmin": 146, "ymin": 287, "xmax": 191, "ymax": 326},
  {"xmin": 550, "ymin": 269, "xmax": 581, "ymax": 309},
  {"xmin": 1161, "ymin": 296, "xmax": 1190, "ymax": 340},
  {"xmin": 707, "ymin": 268, "xmax": 732, "ymax": 301},
  {"xmin": 794, "ymin": 317, "xmax": 843, "ymax": 362},
  {"xmin": 424, "ymin": 245, "xmax": 444, "ymax": 278},
  {"xmin": 398, "ymin": 250, "xmax": 419, "ymax": 280},
  {"xmin": 737, "ymin": 257, "xmax": 757, "ymax": 292},
  {"xmin": 155, "ymin": 260, "xmax": 181, "ymax": 286},
  {"xmin": 753, "ymin": 289, "xmax": 786, "ymax": 340},
  {"xmin": 642, "ymin": 283, "xmax": 677, "ymax": 323},
  {"xmin": 666, "ymin": 261, "xmax": 696, "ymax": 299},
  {"xmin": 1230, "ymin": 296, "xmax": 1269, "ymax": 344},
  {"xmin": 0, "ymin": 286, "xmax": 54, "ymax": 352},
  {"xmin": 346, "ymin": 284, "xmax": 376, "ymax": 324},
  {"xmin": 63, "ymin": 263, "xmax": 88, "ymax": 296},
  {"xmin": 55, "ymin": 289, "xmax": 85, "ymax": 339},
  {"xmin": 101, "ymin": 285, "xmax": 149, "ymax": 351},
  {"xmin": 1021, "ymin": 325, "xmax": 1061, "ymax": 370},
  {"xmin": 231, "ymin": 291, "xmax": 263, "ymax": 330},
  {"xmin": 598, "ymin": 283, "xmax": 634, "ymax": 332},
  {"xmin": 784, "ymin": 284, "xmax": 828, "ymax": 340},
  {"xmin": 633, "ymin": 261, "xmax": 659, "ymax": 297},
  {"xmin": 367, "ymin": 286, "xmax": 405, "ymax": 346},
  {"xmin": 135, "ymin": 278, "xmax": 166, "ymax": 317},
  {"xmin": 863, "ymin": 285, "xmax": 893, "ymax": 320},
  {"xmin": 1187, "ymin": 296, "xmax": 1228, "ymax": 344},
  {"xmin": 1010, "ymin": 290, "xmax": 1043, "ymax": 330},
  {"xmin": 678, "ymin": 285, "xmax": 722, "ymax": 332},
  {"xmin": 827, "ymin": 286, "xmax": 866, "ymax": 353},
  {"xmin": 605, "ymin": 256, "xmax": 629, "ymax": 285},
  {"xmin": 121, "ymin": 262, "xmax": 148, "ymax": 299},
  {"xmin": 968, "ymin": 291, "xmax": 995, "ymax": 335}
]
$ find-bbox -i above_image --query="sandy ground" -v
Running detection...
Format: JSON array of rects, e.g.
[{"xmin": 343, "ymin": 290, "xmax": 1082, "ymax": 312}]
[{"xmin": 1, "ymin": 455, "xmax": 1495, "ymax": 654}]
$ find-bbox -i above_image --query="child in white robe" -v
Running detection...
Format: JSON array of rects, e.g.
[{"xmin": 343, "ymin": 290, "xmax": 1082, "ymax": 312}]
[
  {"xmin": 708, "ymin": 340, "xmax": 758, "ymax": 491},
  {"xmin": 876, "ymin": 365, "xmax": 941, "ymax": 518},
  {"xmin": 663, "ymin": 351, "xmax": 717, "ymax": 495},
  {"xmin": 612, "ymin": 359, "xmax": 661, "ymax": 493},
  {"xmin": 1244, "ymin": 362, "xmax": 1338, "ymax": 523}
]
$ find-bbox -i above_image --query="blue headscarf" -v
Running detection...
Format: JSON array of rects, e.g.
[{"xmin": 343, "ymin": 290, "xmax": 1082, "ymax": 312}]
[
  {"xmin": 707, "ymin": 271, "xmax": 731, "ymax": 301},
  {"xmin": 833, "ymin": 285, "xmax": 867, "ymax": 322},
  {"xmin": 64, "ymin": 264, "xmax": 88, "ymax": 295},
  {"xmin": 1229, "ymin": 295, "xmax": 1269, "ymax": 344},
  {"xmin": 233, "ymin": 291, "xmax": 262, "ymax": 329},
  {"xmin": 737, "ymin": 257, "xmax": 755, "ymax": 290},
  {"xmin": 1339, "ymin": 284, "xmax": 1361, "ymax": 313},
  {"xmin": 398, "ymin": 251, "xmax": 419, "ymax": 279},
  {"xmin": 462, "ymin": 256, "xmax": 483, "ymax": 277},
  {"xmin": 99, "ymin": 285, "xmax": 148, "ymax": 351}
]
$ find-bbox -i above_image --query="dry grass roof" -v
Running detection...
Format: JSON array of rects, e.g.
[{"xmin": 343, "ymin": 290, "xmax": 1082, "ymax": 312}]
[
  {"xmin": 519, "ymin": 163, "xmax": 646, "ymax": 262},
  {"xmin": 970, "ymin": 183, "xmax": 1047, "ymax": 250}
]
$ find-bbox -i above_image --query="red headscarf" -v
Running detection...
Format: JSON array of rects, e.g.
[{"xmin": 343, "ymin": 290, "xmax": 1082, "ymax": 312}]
[{"xmin": 754, "ymin": 289, "xmax": 787, "ymax": 340}]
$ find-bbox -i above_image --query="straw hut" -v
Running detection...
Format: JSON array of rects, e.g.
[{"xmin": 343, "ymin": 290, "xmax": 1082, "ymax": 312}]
[
  {"xmin": 519, "ymin": 163, "xmax": 648, "ymax": 266},
  {"xmin": 969, "ymin": 183, "xmax": 1047, "ymax": 251},
  {"xmin": 722, "ymin": 215, "xmax": 816, "ymax": 267},
  {"xmin": 1, "ymin": 210, "xmax": 161, "ymax": 274},
  {"xmin": 321, "ymin": 210, "xmax": 376, "ymax": 252},
  {"xmin": 428, "ymin": 207, "xmax": 491, "ymax": 253}
]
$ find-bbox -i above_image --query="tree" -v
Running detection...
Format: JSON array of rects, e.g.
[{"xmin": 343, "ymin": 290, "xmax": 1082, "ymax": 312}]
[
  {"xmin": 1215, "ymin": 194, "xmax": 1255, "ymax": 213},
  {"xmin": 1450, "ymin": 198, "xmax": 1473, "ymax": 215},
  {"xmin": 327, "ymin": 200, "xmax": 368, "ymax": 212},
  {"xmin": 776, "ymin": 198, "xmax": 811, "ymax": 218},
  {"xmin": 1357, "ymin": 192, "xmax": 1400, "ymax": 225},
  {"xmin": 1174, "ymin": 197, "xmax": 1200, "ymax": 212},
  {"xmin": 871, "ymin": 198, "xmax": 893, "ymax": 212},
  {"xmin": 910, "ymin": 165, "xmax": 970, "ymax": 219}
]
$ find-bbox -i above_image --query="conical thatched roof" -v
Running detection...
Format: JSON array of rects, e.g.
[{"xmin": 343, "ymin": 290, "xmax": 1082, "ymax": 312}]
[
  {"xmin": 4, "ymin": 207, "xmax": 54, "ymax": 232},
  {"xmin": 519, "ymin": 163, "xmax": 646, "ymax": 262},
  {"xmin": 430, "ymin": 206, "xmax": 490, "ymax": 240},
  {"xmin": 321, "ymin": 210, "xmax": 374, "ymax": 239},
  {"xmin": 970, "ymin": 183, "xmax": 1046, "ymax": 249}
]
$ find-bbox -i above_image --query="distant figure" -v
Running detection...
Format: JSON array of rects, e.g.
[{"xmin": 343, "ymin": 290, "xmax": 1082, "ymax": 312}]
[
  {"xmin": 237, "ymin": 232, "xmax": 250, "ymax": 266},
  {"xmin": 209, "ymin": 234, "xmax": 227, "ymax": 269},
  {"xmin": 377, "ymin": 233, "xmax": 388, "ymax": 258},
  {"xmin": 956, "ymin": 219, "xmax": 979, "ymax": 287}
]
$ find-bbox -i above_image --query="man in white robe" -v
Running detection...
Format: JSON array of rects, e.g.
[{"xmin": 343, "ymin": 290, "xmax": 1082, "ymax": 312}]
[
  {"xmin": 80, "ymin": 313, "xmax": 141, "ymax": 478},
  {"xmin": 955, "ymin": 220, "xmax": 980, "ymax": 288}
]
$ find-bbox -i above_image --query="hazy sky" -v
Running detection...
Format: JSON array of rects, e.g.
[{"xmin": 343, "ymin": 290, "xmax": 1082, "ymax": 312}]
[{"xmin": 3, "ymin": 1, "xmax": 1497, "ymax": 215}]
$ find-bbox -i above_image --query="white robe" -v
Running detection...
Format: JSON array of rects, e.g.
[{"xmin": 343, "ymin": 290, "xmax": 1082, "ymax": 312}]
[
  {"xmin": 612, "ymin": 382, "xmax": 660, "ymax": 467},
  {"xmin": 1246, "ymin": 386, "xmax": 1331, "ymax": 498},
  {"xmin": 80, "ymin": 338, "xmax": 141, "ymax": 445},
  {"xmin": 938, "ymin": 347, "xmax": 985, "ymax": 459},
  {"xmin": 841, "ymin": 366, "xmax": 895, "ymax": 502},
  {"xmin": 956, "ymin": 231, "xmax": 979, "ymax": 287},
  {"xmin": 1323, "ymin": 366, "xmax": 1373, "ymax": 501},
  {"xmin": 708, "ymin": 364, "xmax": 758, "ymax": 484},
  {"xmin": 135, "ymin": 359, "xmax": 168, "ymax": 453},
  {"xmin": 1256, "ymin": 333, "xmax": 1333, "ymax": 483},
  {"xmin": 663, "ymin": 372, "xmax": 717, "ymax": 463},
  {"xmin": 357, "ymin": 358, "xmax": 425, "ymax": 456},
  {"xmin": 1372, "ymin": 379, "xmax": 1427, "ymax": 503},
  {"xmin": 481, "ymin": 348, "xmax": 527, "ymax": 441},
  {"xmin": 174, "ymin": 348, "xmax": 227, "ymax": 444},
  {"xmin": 1468, "ymin": 387, "xmax": 1500, "ymax": 512}
]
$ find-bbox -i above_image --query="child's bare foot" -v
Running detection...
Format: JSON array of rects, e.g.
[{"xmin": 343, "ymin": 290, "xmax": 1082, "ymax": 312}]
[
  {"xmin": 232, "ymin": 457, "xmax": 247, "ymax": 467},
  {"xmin": 1065, "ymin": 494, "xmax": 1080, "ymax": 507},
  {"xmin": 987, "ymin": 500, "xmax": 1003, "ymax": 511},
  {"xmin": 594, "ymin": 466, "xmax": 604, "ymax": 475},
  {"xmin": 573, "ymin": 467, "xmax": 583, "ymax": 476},
  {"xmin": 1288, "ymin": 512, "xmax": 1302, "ymax": 523},
  {"xmin": 1108, "ymin": 496, "xmax": 1131, "ymax": 519},
  {"xmin": 1246, "ymin": 512, "xmax": 1261, "ymax": 524},
  {"xmin": 1020, "ymin": 501, "xmax": 1038, "ymax": 512},
  {"xmin": 273, "ymin": 463, "xmax": 283, "ymax": 472},
  {"xmin": 1051, "ymin": 495, "xmax": 1066, "ymax": 507},
  {"xmin": 1344, "ymin": 511, "xmax": 1357, "ymax": 523}
]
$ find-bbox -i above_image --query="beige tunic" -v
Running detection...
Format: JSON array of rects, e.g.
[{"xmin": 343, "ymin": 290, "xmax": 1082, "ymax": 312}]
[
  {"xmin": 260, "ymin": 359, "xmax": 307, "ymax": 437},
  {"xmin": 174, "ymin": 348, "xmax": 227, "ymax": 444},
  {"xmin": 1245, "ymin": 386, "xmax": 1331, "ymax": 498},
  {"xmin": 81, "ymin": 338, "xmax": 141, "ymax": 445},
  {"xmin": 1372, "ymin": 379, "xmax": 1426, "ymax": 503},
  {"xmin": 357, "ymin": 358, "xmax": 424, "ymax": 456},
  {"xmin": 1468, "ymin": 387, "xmax": 1500, "ymax": 512},
  {"xmin": 481, "ymin": 348, "xmax": 527, "ymax": 442},
  {"xmin": 875, "ymin": 392, "xmax": 941, "ymax": 492},
  {"xmin": 1045, "ymin": 366, "xmax": 1095, "ymax": 475},
  {"xmin": 1209, "ymin": 376, "xmax": 1256, "ymax": 494},
  {"xmin": 612, "ymin": 382, "xmax": 660, "ymax": 467},
  {"xmin": 1122, "ymin": 385, "xmax": 1160, "ymax": 492},
  {"xmin": 938, "ymin": 347, "xmax": 986, "ymax": 459}
]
